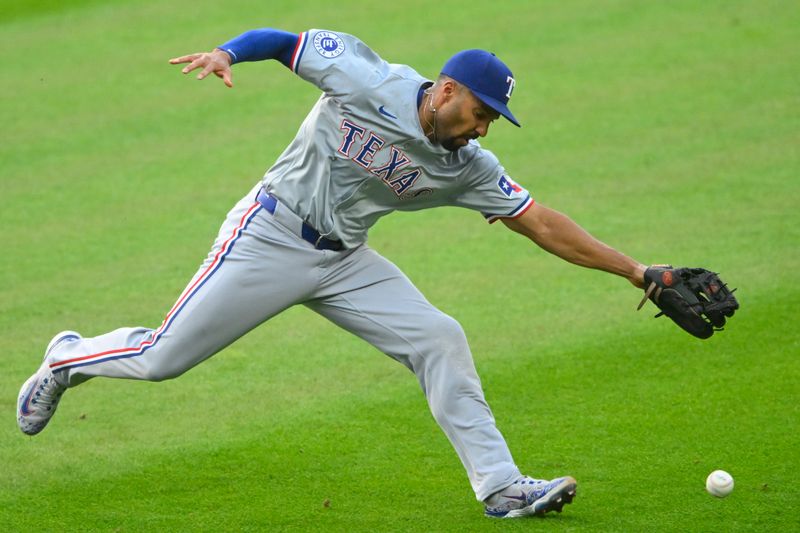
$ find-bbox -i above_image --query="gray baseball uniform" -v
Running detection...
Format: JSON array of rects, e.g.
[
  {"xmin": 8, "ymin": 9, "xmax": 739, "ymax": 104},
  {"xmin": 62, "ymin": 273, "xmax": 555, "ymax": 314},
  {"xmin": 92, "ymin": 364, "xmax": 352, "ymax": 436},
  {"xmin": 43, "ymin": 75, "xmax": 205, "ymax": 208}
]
[{"xmin": 45, "ymin": 29, "xmax": 533, "ymax": 501}]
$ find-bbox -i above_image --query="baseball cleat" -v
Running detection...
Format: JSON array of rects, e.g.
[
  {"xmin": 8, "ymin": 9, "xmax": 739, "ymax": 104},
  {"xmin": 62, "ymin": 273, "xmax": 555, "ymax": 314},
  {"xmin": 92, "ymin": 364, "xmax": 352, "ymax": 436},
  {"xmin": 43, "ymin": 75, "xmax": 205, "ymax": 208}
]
[
  {"xmin": 17, "ymin": 331, "xmax": 81, "ymax": 436},
  {"xmin": 484, "ymin": 475, "xmax": 577, "ymax": 518}
]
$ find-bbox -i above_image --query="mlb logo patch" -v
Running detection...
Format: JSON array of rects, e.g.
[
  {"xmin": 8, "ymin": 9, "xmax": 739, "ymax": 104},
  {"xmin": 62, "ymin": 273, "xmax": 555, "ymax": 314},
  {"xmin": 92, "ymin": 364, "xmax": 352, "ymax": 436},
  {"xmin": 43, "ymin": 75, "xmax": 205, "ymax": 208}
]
[{"xmin": 497, "ymin": 175, "xmax": 522, "ymax": 197}]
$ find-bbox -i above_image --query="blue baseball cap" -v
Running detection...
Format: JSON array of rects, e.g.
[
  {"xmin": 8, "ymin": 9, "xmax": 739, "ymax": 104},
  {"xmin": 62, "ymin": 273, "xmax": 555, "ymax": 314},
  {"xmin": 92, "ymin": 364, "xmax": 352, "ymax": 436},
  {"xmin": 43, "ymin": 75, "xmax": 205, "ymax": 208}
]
[{"xmin": 441, "ymin": 49, "xmax": 520, "ymax": 127}]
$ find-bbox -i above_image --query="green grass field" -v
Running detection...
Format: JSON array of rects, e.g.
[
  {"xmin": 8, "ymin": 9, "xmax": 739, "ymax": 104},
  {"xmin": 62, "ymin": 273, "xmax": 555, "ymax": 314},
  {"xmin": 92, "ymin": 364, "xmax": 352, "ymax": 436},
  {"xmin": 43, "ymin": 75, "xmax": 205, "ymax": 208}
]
[{"xmin": 2, "ymin": 0, "xmax": 798, "ymax": 531}]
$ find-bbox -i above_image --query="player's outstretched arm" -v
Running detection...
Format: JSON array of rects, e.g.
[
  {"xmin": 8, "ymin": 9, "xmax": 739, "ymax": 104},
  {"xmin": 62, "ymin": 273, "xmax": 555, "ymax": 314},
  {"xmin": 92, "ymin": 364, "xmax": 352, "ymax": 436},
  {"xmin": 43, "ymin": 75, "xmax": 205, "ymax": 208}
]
[
  {"xmin": 170, "ymin": 49, "xmax": 234, "ymax": 87},
  {"xmin": 169, "ymin": 29, "xmax": 299, "ymax": 88},
  {"xmin": 502, "ymin": 203, "xmax": 646, "ymax": 288}
]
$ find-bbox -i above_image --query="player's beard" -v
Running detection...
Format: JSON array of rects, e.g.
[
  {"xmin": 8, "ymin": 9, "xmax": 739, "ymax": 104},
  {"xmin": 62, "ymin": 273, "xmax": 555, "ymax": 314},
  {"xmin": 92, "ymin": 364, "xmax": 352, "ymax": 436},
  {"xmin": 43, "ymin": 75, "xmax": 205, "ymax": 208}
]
[
  {"xmin": 437, "ymin": 123, "xmax": 476, "ymax": 151},
  {"xmin": 429, "ymin": 115, "xmax": 464, "ymax": 152},
  {"xmin": 441, "ymin": 133, "xmax": 476, "ymax": 152},
  {"xmin": 430, "ymin": 105, "xmax": 477, "ymax": 151},
  {"xmin": 440, "ymin": 136, "xmax": 462, "ymax": 151}
]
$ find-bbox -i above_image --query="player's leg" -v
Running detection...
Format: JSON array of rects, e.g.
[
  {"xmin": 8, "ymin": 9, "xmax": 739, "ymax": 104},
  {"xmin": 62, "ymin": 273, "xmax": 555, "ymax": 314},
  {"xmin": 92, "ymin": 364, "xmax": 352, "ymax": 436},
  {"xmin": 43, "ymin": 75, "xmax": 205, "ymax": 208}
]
[
  {"xmin": 52, "ymin": 191, "xmax": 320, "ymax": 385},
  {"xmin": 304, "ymin": 244, "xmax": 521, "ymax": 502},
  {"xmin": 18, "ymin": 185, "xmax": 317, "ymax": 434}
]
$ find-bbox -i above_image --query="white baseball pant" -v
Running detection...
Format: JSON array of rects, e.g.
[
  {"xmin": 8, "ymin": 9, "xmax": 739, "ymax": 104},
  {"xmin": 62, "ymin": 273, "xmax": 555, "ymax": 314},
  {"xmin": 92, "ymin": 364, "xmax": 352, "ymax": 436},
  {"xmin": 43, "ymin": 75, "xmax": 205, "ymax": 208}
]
[{"xmin": 46, "ymin": 183, "xmax": 522, "ymax": 500}]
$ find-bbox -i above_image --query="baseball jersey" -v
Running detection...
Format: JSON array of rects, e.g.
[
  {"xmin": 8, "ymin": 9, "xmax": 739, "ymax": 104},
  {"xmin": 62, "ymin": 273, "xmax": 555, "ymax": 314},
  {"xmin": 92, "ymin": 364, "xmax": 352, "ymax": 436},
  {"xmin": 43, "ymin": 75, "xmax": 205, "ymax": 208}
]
[{"xmin": 263, "ymin": 29, "xmax": 533, "ymax": 248}]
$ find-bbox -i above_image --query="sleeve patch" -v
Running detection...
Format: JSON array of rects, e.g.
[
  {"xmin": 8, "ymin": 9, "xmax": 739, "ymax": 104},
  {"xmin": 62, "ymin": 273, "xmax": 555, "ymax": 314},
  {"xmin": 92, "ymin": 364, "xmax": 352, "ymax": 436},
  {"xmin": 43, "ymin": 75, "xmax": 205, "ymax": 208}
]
[
  {"xmin": 313, "ymin": 31, "xmax": 345, "ymax": 58},
  {"xmin": 497, "ymin": 175, "xmax": 523, "ymax": 197}
]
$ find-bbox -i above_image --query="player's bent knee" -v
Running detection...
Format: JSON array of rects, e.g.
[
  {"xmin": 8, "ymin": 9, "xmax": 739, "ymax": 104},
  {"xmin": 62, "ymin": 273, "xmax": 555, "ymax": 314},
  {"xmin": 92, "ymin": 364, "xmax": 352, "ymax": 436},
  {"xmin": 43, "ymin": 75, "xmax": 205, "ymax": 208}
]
[
  {"xmin": 407, "ymin": 314, "xmax": 475, "ymax": 380},
  {"xmin": 424, "ymin": 314, "xmax": 469, "ymax": 355}
]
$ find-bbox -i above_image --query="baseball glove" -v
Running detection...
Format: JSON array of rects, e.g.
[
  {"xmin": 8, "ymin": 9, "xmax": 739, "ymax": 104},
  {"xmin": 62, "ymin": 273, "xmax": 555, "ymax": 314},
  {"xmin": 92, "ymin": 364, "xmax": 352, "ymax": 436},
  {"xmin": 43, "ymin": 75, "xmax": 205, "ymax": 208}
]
[{"xmin": 637, "ymin": 266, "xmax": 739, "ymax": 339}]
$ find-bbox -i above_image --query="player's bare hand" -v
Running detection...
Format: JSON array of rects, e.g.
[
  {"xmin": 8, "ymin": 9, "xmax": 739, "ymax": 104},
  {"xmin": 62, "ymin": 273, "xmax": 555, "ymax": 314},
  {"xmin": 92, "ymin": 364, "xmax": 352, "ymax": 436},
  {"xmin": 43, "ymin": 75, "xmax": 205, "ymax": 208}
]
[{"xmin": 169, "ymin": 49, "xmax": 234, "ymax": 88}]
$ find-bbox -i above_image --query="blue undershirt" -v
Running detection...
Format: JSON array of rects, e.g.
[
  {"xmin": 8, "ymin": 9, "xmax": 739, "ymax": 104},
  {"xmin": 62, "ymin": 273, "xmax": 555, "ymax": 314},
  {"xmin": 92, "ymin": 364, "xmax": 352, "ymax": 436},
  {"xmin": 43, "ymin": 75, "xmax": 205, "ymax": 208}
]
[{"xmin": 217, "ymin": 29, "xmax": 298, "ymax": 68}]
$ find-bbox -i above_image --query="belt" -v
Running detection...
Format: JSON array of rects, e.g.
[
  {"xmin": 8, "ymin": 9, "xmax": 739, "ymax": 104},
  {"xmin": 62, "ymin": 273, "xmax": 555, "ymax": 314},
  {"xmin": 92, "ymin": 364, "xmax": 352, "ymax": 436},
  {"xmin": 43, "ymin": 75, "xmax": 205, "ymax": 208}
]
[{"xmin": 256, "ymin": 188, "xmax": 344, "ymax": 251}]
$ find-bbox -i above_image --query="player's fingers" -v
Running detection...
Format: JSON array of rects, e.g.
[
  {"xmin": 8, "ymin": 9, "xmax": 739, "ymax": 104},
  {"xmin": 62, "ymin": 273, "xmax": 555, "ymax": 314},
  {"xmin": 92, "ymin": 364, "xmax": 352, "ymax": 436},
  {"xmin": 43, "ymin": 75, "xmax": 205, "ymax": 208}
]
[
  {"xmin": 196, "ymin": 64, "xmax": 215, "ymax": 80},
  {"xmin": 221, "ymin": 69, "xmax": 233, "ymax": 88},
  {"xmin": 169, "ymin": 53, "xmax": 200, "ymax": 65},
  {"xmin": 181, "ymin": 57, "xmax": 207, "ymax": 75},
  {"xmin": 205, "ymin": 68, "xmax": 233, "ymax": 87}
]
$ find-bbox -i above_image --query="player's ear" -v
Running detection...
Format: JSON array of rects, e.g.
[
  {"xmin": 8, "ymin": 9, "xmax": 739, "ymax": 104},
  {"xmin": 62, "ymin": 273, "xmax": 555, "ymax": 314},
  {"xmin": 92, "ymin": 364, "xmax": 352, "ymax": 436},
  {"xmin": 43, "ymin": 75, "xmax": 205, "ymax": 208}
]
[{"xmin": 440, "ymin": 79, "xmax": 459, "ymax": 102}]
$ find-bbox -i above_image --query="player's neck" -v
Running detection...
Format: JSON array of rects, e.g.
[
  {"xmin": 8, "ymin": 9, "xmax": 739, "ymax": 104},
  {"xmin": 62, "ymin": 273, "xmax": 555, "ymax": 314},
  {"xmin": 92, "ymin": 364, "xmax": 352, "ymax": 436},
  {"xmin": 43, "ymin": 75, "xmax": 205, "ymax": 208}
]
[{"xmin": 419, "ymin": 92, "xmax": 437, "ymax": 143}]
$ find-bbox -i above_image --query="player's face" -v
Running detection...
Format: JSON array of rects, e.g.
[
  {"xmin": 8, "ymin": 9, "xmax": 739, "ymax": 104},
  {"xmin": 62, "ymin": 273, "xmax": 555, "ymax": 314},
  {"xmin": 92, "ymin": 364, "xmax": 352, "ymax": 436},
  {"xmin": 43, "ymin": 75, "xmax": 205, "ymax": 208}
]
[{"xmin": 436, "ymin": 86, "xmax": 500, "ymax": 151}]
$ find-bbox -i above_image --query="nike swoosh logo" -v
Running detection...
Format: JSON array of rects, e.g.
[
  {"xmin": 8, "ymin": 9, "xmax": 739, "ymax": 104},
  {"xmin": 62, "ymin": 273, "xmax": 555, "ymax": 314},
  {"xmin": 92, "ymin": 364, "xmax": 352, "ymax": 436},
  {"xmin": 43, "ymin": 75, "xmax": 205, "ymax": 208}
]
[
  {"xmin": 502, "ymin": 491, "xmax": 528, "ymax": 502},
  {"xmin": 378, "ymin": 105, "xmax": 397, "ymax": 119},
  {"xmin": 19, "ymin": 378, "xmax": 40, "ymax": 416}
]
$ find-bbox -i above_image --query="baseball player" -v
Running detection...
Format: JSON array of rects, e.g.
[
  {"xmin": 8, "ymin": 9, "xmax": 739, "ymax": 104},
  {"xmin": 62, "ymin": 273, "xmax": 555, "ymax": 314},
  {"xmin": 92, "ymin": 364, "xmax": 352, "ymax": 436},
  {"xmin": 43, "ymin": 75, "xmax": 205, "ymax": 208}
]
[{"xmin": 18, "ymin": 28, "xmax": 650, "ymax": 518}]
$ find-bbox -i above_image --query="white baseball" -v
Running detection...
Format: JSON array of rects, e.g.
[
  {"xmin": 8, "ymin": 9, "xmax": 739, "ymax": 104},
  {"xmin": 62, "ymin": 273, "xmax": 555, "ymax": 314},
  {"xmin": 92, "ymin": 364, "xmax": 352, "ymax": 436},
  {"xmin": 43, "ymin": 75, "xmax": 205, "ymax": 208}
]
[{"xmin": 706, "ymin": 470, "xmax": 734, "ymax": 497}]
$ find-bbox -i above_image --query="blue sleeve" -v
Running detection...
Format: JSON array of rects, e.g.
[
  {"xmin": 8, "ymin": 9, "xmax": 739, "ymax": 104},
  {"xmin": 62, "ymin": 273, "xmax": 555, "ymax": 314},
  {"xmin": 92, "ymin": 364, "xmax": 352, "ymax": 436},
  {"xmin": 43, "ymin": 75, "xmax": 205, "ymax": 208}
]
[{"xmin": 217, "ymin": 29, "xmax": 298, "ymax": 68}]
